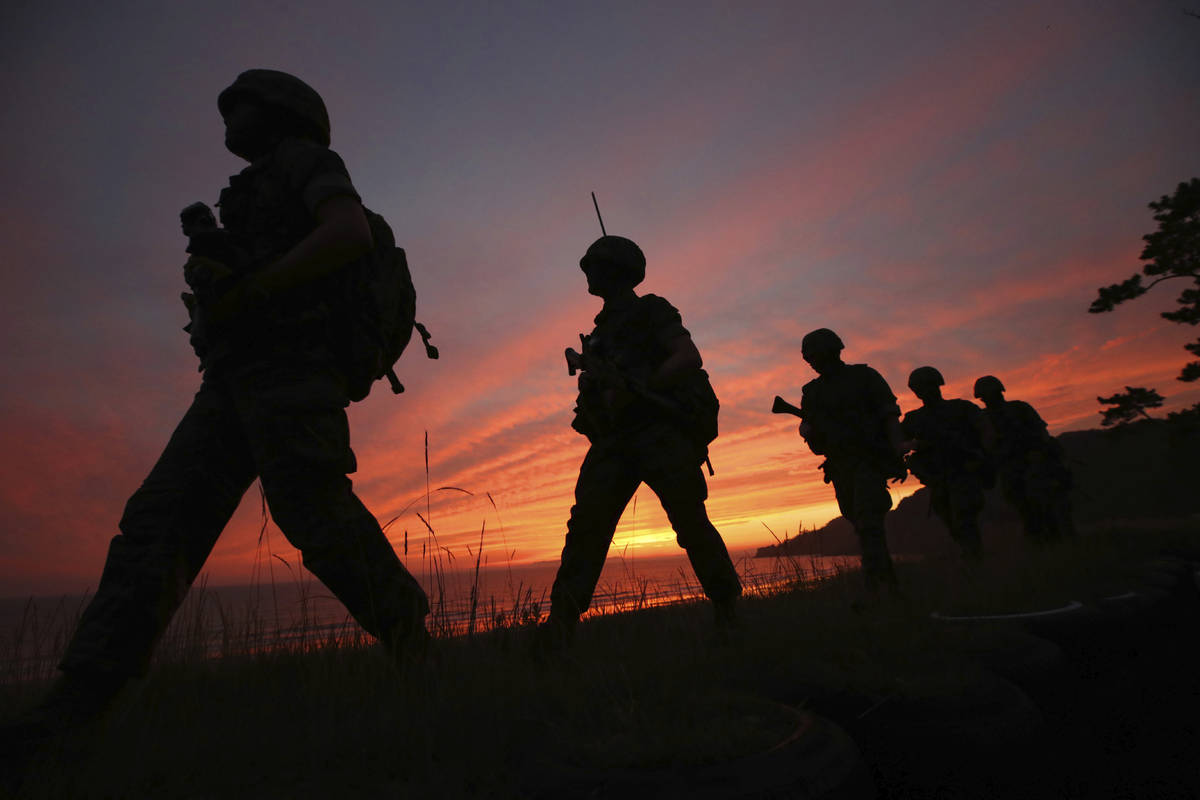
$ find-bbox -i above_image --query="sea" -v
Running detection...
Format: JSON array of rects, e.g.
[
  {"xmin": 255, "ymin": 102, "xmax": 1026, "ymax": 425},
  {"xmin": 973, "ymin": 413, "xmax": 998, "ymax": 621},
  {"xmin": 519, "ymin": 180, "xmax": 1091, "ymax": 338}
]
[{"xmin": 0, "ymin": 550, "xmax": 856, "ymax": 682}]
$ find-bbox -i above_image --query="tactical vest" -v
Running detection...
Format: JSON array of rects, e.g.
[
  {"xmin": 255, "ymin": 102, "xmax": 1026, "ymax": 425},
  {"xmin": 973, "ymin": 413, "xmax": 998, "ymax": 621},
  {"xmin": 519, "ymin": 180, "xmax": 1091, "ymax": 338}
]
[
  {"xmin": 572, "ymin": 295, "xmax": 718, "ymax": 450},
  {"xmin": 211, "ymin": 139, "xmax": 434, "ymax": 395}
]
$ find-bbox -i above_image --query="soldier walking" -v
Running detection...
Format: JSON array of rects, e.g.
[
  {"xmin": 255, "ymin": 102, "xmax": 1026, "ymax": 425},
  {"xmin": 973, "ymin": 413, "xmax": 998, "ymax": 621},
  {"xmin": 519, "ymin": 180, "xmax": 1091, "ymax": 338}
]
[
  {"xmin": 794, "ymin": 329, "xmax": 907, "ymax": 595},
  {"xmin": 901, "ymin": 367, "xmax": 994, "ymax": 559},
  {"xmin": 6, "ymin": 70, "xmax": 430, "ymax": 755},
  {"xmin": 973, "ymin": 376, "xmax": 1075, "ymax": 543},
  {"xmin": 540, "ymin": 235, "xmax": 742, "ymax": 649}
]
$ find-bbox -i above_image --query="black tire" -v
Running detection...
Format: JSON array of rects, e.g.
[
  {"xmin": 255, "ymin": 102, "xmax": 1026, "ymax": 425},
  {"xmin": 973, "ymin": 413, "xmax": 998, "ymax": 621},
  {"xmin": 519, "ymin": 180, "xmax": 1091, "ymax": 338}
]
[
  {"xmin": 827, "ymin": 668, "xmax": 1045, "ymax": 798},
  {"xmin": 953, "ymin": 627, "xmax": 1069, "ymax": 696},
  {"xmin": 1095, "ymin": 558, "xmax": 1199, "ymax": 633},
  {"xmin": 931, "ymin": 601, "xmax": 1107, "ymax": 646},
  {"xmin": 851, "ymin": 668, "xmax": 1042, "ymax": 752},
  {"xmin": 526, "ymin": 705, "xmax": 876, "ymax": 800}
]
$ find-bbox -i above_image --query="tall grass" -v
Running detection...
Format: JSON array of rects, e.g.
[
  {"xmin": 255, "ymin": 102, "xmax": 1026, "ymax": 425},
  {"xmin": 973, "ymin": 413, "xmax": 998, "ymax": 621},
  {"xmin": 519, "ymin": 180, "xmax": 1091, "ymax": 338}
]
[
  {"xmin": 3, "ymin": 520, "xmax": 1196, "ymax": 798},
  {"xmin": 4, "ymin": 430, "xmax": 1196, "ymax": 796}
]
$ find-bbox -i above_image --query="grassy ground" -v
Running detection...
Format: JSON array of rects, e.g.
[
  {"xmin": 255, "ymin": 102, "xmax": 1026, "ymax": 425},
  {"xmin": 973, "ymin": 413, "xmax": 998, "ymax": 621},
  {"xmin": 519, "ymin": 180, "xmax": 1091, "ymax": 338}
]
[{"xmin": 2, "ymin": 522, "xmax": 1198, "ymax": 798}]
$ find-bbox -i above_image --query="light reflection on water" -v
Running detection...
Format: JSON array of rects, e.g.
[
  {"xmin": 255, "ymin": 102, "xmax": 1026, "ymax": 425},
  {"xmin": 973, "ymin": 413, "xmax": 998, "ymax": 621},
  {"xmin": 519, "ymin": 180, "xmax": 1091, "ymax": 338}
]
[{"xmin": 0, "ymin": 552, "xmax": 858, "ymax": 681}]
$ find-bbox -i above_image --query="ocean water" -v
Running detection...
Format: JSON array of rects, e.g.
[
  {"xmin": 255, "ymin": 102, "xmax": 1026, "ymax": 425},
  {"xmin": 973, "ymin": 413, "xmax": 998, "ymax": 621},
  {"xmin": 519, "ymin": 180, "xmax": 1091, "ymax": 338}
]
[{"xmin": 0, "ymin": 550, "xmax": 856, "ymax": 681}]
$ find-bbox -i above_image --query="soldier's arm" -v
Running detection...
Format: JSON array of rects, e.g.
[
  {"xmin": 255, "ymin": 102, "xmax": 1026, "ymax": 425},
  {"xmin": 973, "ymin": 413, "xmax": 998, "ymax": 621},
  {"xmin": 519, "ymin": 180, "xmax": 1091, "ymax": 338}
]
[
  {"xmin": 862, "ymin": 367, "xmax": 905, "ymax": 457},
  {"xmin": 647, "ymin": 332, "xmax": 702, "ymax": 391},
  {"xmin": 206, "ymin": 196, "xmax": 371, "ymax": 323},
  {"xmin": 250, "ymin": 195, "xmax": 373, "ymax": 296}
]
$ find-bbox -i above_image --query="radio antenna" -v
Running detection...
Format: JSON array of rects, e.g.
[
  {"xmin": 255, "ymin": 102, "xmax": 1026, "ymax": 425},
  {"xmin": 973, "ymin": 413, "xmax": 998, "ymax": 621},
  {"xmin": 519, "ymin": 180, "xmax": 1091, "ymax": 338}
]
[{"xmin": 591, "ymin": 191, "xmax": 607, "ymax": 236}]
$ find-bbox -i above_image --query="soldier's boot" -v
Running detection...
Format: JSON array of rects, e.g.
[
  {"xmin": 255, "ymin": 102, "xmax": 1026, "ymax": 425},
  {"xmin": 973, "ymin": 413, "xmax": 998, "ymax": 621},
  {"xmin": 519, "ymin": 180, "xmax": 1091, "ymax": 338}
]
[
  {"xmin": 711, "ymin": 595, "xmax": 743, "ymax": 646},
  {"xmin": 0, "ymin": 668, "xmax": 126, "ymax": 790},
  {"xmin": 374, "ymin": 589, "xmax": 433, "ymax": 671},
  {"xmin": 955, "ymin": 520, "xmax": 984, "ymax": 562},
  {"xmin": 857, "ymin": 526, "xmax": 899, "ymax": 605},
  {"xmin": 533, "ymin": 596, "xmax": 579, "ymax": 660},
  {"xmin": 379, "ymin": 615, "xmax": 431, "ymax": 670},
  {"xmin": 28, "ymin": 668, "xmax": 125, "ymax": 732},
  {"xmin": 713, "ymin": 595, "xmax": 738, "ymax": 628},
  {"xmin": 1050, "ymin": 494, "xmax": 1077, "ymax": 540}
]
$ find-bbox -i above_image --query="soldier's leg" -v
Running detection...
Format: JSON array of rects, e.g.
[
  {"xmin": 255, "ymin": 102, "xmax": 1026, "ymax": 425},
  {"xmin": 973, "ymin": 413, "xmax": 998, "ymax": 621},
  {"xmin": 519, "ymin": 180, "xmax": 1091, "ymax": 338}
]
[
  {"xmin": 928, "ymin": 484, "xmax": 954, "ymax": 535},
  {"xmin": 641, "ymin": 437, "xmax": 741, "ymax": 610},
  {"xmin": 238, "ymin": 368, "xmax": 428, "ymax": 648},
  {"xmin": 549, "ymin": 444, "xmax": 641, "ymax": 630},
  {"xmin": 1051, "ymin": 487, "xmax": 1077, "ymax": 539},
  {"xmin": 836, "ymin": 463, "xmax": 896, "ymax": 591},
  {"xmin": 61, "ymin": 381, "xmax": 256, "ymax": 679},
  {"xmin": 1002, "ymin": 474, "xmax": 1044, "ymax": 543},
  {"xmin": 947, "ymin": 478, "xmax": 985, "ymax": 559},
  {"xmin": 1044, "ymin": 462, "xmax": 1076, "ymax": 540}
]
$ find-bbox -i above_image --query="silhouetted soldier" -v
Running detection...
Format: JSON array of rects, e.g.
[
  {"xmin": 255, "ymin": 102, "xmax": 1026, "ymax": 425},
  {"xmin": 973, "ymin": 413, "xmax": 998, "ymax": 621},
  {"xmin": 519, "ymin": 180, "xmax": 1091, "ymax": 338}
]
[
  {"xmin": 901, "ymin": 367, "xmax": 994, "ymax": 560},
  {"xmin": 796, "ymin": 329, "xmax": 906, "ymax": 594},
  {"xmin": 540, "ymin": 236, "xmax": 742, "ymax": 649},
  {"xmin": 7, "ymin": 70, "xmax": 430, "ymax": 754},
  {"xmin": 973, "ymin": 375, "xmax": 1075, "ymax": 543}
]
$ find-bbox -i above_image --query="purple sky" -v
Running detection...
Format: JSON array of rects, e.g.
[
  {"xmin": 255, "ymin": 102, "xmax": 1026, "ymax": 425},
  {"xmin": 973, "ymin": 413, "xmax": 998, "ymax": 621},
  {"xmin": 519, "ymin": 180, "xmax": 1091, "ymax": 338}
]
[{"xmin": 1, "ymin": 1, "xmax": 1198, "ymax": 596}]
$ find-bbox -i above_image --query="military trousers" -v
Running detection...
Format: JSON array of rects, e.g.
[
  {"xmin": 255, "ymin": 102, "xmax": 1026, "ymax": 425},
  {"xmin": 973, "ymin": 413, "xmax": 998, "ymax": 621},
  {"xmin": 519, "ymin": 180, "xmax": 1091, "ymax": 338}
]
[
  {"xmin": 824, "ymin": 457, "xmax": 897, "ymax": 589},
  {"xmin": 1001, "ymin": 457, "xmax": 1075, "ymax": 544},
  {"xmin": 928, "ymin": 474, "xmax": 985, "ymax": 558},
  {"xmin": 61, "ymin": 359, "xmax": 428, "ymax": 677},
  {"xmin": 550, "ymin": 424, "xmax": 742, "ymax": 622}
]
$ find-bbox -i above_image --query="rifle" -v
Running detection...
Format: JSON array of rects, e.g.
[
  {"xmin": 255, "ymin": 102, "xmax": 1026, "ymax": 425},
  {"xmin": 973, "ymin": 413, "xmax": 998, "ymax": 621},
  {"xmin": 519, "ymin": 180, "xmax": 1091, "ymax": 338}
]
[
  {"xmin": 771, "ymin": 395, "xmax": 803, "ymax": 418},
  {"xmin": 773, "ymin": 393, "xmax": 832, "ymax": 459},
  {"xmin": 566, "ymin": 335, "xmax": 716, "ymax": 475},
  {"xmin": 565, "ymin": 336, "xmax": 683, "ymax": 421}
]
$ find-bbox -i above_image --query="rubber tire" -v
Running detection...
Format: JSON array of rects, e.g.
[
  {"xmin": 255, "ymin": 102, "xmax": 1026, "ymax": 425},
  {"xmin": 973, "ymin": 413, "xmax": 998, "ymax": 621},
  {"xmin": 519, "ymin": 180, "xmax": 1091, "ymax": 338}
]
[{"xmin": 526, "ymin": 706, "xmax": 876, "ymax": 800}]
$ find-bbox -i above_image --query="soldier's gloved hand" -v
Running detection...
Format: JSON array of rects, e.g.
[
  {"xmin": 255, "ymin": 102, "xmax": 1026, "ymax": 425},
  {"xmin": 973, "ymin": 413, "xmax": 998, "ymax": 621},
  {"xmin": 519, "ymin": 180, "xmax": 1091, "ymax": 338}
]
[
  {"xmin": 205, "ymin": 275, "xmax": 271, "ymax": 328},
  {"xmin": 183, "ymin": 255, "xmax": 234, "ymax": 291},
  {"xmin": 602, "ymin": 383, "xmax": 634, "ymax": 412}
]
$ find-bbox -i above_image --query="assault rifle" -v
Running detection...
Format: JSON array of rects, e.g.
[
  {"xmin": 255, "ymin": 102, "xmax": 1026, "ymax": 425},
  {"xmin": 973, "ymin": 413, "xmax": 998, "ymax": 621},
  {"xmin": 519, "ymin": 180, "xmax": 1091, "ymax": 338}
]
[
  {"xmin": 566, "ymin": 335, "xmax": 714, "ymax": 475},
  {"xmin": 179, "ymin": 201, "xmax": 239, "ymax": 365},
  {"xmin": 565, "ymin": 334, "xmax": 679, "ymax": 417},
  {"xmin": 773, "ymin": 394, "xmax": 829, "ymax": 459},
  {"xmin": 771, "ymin": 395, "xmax": 803, "ymax": 419}
]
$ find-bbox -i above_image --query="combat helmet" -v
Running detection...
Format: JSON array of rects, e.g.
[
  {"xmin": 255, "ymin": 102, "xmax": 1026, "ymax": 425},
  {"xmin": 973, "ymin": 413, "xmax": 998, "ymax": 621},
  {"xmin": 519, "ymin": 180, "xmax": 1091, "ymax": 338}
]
[
  {"xmin": 218, "ymin": 69, "xmax": 331, "ymax": 147},
  {"xmin": 973, "ymin": 375, "xmax": 1005, "ymax": 398},
  {"xmin": 579, "ymin": 236, "xmax": 646, "ymax": 287},
  {"xmin": 801, "ymin": 328, "xmax": 844, "ymax": 356},
  {"xmin": 908, "ymin": 366, "xmax": 945, "ymax": 388}
]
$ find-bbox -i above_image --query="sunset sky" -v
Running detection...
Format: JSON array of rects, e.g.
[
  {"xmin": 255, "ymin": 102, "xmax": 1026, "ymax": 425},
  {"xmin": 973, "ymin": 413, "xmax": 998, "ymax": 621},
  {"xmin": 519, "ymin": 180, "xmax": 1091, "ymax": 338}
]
[{"xmin": 1, "ymin": 1, "xmax": 1197, "ymax": 597}]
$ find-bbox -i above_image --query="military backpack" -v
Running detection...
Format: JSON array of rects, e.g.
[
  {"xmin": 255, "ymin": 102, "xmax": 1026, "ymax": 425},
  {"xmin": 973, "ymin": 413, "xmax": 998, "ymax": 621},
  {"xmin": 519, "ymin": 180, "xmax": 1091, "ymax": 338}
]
[{"xmin": 334, "ymin": 208, "xmax": 436, "ymax": 402}]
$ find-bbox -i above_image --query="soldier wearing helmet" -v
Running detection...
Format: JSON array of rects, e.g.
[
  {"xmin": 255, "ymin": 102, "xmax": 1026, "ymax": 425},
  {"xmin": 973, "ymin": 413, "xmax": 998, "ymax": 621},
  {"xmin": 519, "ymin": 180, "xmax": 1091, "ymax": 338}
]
[
  {"xmin": 795, "ymin": 329, "xmax": 906, "ymax": 595},
  {"xmin": 19, "ymin": 70, "xmax": 430, "ymax": 745},
  {"xmin": 901, "ymin": 367, "xmax": 994, "ymax": 559},
  {"xmin": 972, "ymin": 376, "xmax": 1075, "ymax": 542},
  {"xmin": 540, "ymin": 235, "xmax": 742, "ymax": 650}
]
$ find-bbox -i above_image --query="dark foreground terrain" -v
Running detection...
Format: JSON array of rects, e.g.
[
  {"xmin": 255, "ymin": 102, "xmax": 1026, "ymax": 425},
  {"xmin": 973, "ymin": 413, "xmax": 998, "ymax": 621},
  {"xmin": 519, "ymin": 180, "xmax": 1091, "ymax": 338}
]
[
  {"xmin": 841, "ymin": 573, "xmax": 1200, "ymax": 799},
  {"xmin": 2, "ymin": 529, "xmax": 1198, "ymax": 798}
]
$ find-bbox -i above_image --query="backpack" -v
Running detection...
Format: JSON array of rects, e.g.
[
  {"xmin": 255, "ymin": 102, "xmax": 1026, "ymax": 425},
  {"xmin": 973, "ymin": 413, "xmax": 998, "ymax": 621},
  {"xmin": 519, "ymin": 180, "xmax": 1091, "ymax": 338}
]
[
  {"xmin": 334, "ymin": 208, "xmax": 437, "ymax": 402},
  {"xmin": 674, "ymin": 369, "xmax": 720, "ymax": 449}
]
